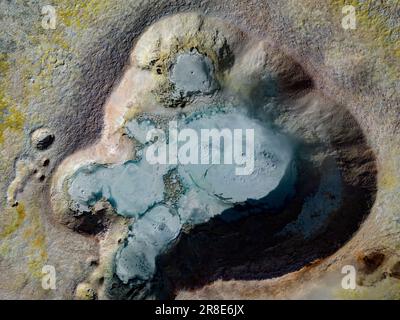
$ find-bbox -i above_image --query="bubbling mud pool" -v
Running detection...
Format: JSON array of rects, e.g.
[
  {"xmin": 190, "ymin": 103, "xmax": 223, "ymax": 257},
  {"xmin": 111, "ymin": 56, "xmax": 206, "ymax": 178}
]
[
  {"xmin": 50, "ymin": 13, "xmax": 377, "ymax": 300},
  {"xmin": 68, "ymin": 108, "xmax": 297, "ymax": 284}
]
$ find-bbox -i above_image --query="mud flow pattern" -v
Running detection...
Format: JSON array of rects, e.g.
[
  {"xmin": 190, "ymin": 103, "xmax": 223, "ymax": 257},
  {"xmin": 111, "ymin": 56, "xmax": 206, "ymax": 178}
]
[{"xmin": 64, "ymin": 34, "xmax": 376, "ymax": 299}]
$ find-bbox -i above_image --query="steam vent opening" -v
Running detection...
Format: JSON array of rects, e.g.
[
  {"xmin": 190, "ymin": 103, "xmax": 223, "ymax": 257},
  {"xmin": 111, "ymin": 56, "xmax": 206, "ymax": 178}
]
[{"xmin": 50, "ymin": 13, "xmax": 378, "ymax": 300}]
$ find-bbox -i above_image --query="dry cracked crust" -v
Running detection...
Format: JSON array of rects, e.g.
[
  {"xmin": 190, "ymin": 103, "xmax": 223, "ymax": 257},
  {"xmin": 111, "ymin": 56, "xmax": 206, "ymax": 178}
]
[{"xmin": 0, "ymin": 0, "xmax": 399, "ymax": 300}]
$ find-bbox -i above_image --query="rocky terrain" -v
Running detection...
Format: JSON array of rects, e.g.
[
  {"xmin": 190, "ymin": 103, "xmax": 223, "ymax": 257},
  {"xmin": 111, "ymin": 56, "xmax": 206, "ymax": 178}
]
[{"xmin": 0, "ymin": 0, "xmax": 399, "ymax": 299}]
